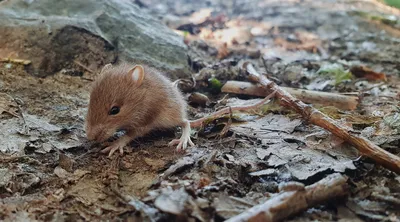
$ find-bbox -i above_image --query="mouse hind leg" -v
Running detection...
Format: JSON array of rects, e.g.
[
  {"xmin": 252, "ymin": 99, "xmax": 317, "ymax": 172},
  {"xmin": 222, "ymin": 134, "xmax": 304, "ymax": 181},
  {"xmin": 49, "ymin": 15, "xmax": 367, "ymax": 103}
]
[{"xmin": 168, "ymin": 119, "xmax": 195, "ymax": 152}]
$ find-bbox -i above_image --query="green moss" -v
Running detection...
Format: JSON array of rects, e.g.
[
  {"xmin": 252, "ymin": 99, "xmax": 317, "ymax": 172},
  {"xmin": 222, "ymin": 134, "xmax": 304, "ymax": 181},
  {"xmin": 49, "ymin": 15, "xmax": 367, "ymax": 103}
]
[
  {"xmin": 208, "ymin": 77, "xmax": 223, "ymax": 91},
  {"xmin": 384, "ymin": 0, "xmax": 400, "ymax": 9},
  {"xmin": 316, "ymin": 64, "xmax": 353, "ymax": 85}
]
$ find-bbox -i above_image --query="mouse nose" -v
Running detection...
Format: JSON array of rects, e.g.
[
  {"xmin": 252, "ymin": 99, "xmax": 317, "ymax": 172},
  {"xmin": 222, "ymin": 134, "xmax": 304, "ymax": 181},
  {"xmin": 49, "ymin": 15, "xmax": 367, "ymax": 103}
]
[
  {"xmin": 87, "ymin": 128, "xmax": 106, "ymax": 142},
  {"xmin": 86, "ymin": 128, "xmax": 99, "ymax": 141},
  {"xmin": 86, "ymin": 131, "xmax": 95, "ymax": 141}
]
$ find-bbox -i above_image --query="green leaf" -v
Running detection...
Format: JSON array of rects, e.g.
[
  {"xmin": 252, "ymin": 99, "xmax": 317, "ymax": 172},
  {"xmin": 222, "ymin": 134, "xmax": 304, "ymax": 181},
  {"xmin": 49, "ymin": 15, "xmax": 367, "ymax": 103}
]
[{"xmin": 316, "ymin": 64, "xmax": 353, "ymax": 85}]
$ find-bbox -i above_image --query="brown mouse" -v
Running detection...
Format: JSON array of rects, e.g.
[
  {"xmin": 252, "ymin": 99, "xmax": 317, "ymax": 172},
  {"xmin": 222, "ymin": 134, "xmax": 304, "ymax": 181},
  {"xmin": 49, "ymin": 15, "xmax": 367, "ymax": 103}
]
[{"xmin": 85, "ymin": 63, "xmax": 194, "ymax": 156}]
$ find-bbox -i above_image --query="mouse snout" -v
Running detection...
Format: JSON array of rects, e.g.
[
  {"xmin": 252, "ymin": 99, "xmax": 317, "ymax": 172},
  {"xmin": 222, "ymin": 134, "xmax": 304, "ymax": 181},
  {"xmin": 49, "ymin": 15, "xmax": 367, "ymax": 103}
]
[
  {"xmin": 86, "ymin": 129, "xmax": 97, "ymax": 141},
  {"xmin": 86, "ymin": 126, "xmax": 104, "ymax": 142}
]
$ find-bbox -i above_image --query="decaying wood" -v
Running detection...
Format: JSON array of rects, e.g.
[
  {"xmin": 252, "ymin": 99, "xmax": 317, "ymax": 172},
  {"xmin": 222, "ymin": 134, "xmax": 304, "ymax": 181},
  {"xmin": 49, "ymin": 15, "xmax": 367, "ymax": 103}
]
[
  {"xmin": 226, "ymin": 173, "xmax": 348, "ymax": 222},
  {"xmin": 189, "ymin": 90, "xmax": 277, "ymax": 128},
  {"xmin": 221, "ymin": 80, "xmax": 359, "ymax": 110},
  {"xmin": 243, "ymin": 62, "xmax": 400, "ymax": 174}
]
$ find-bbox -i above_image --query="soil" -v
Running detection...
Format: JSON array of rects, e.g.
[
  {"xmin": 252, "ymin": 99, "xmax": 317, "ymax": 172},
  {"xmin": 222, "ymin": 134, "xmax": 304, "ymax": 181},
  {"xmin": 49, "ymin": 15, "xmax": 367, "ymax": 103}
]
[{"xmin": 1, "ymin": 0, "xmax": 400, "ymax": 221}]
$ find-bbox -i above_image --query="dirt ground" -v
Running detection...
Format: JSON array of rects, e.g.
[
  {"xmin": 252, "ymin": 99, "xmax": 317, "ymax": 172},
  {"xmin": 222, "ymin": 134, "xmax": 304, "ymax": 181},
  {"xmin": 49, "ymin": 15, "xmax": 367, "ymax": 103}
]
[{"xmin": 1, "ymin": 0, "xmax": 400, "ymax": 221}]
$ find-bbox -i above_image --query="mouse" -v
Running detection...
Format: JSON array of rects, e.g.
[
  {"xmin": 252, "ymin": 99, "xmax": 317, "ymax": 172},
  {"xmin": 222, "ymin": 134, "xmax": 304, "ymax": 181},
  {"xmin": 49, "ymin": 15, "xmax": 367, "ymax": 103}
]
[
  {"xmin": 85, "ymin": 63, "xmax": 195, "ymax": 156},
  {"xmin": 85, "ymin": 63, "xmax": 277, "ymax": 157}
]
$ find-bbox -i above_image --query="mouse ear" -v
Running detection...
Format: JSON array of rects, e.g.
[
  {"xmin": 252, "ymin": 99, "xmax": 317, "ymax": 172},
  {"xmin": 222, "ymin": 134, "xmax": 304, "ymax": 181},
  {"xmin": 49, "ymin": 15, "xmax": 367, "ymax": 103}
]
[{"xmin": 128, "ymin": 65, "xmax": 145, "ymax": 86}]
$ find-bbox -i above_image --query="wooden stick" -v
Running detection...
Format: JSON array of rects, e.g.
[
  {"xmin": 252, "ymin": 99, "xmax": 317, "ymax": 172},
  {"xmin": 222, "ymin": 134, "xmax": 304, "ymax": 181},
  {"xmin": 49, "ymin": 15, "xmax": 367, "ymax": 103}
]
[
  {"xmin": 242, "ymin": 62, "xmax": 400, "ymax": 174},
  {"xmin": 0, "ymin": 57, "xmax": 31, "ymax": 65},
  {"xmin": 226, "ymin": 173, "xmax": 348, "ymax": 222},
  {"xmin": 73, "ymin": 60, "xmax": 94, "ymax": 73},
  {"xmin": 189, "ymin": 90, "xmax": 276, "ymax": 128},
  {"xmin": 221, "ymin": 80, "xmax": 359, "ymax": 111}
]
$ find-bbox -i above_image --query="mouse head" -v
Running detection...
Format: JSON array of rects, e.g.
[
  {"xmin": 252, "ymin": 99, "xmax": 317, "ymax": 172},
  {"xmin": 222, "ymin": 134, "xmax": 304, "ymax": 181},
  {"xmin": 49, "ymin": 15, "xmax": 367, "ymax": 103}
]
[{"xmin": 85, "ymin": 63, "xmax": 146, "ymax": 142}]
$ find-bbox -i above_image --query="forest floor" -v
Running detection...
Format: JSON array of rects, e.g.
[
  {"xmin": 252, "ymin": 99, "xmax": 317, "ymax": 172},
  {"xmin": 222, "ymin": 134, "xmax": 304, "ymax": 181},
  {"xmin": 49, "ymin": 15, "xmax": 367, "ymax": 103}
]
[{"xmin": 1, "ymin": 0, "xmax": 400, "ymax": 221}]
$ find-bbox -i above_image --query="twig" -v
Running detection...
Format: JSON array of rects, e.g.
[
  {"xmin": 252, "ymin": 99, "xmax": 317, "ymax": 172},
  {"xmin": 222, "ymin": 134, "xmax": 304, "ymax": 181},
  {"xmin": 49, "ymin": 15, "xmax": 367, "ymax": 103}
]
[
  {"xmin": 226, "ymin": 173, "xmax": 348, "ymax": 222},
  {"xmin": 221, "ymin": 80, "xmax": 359, "ymax": 110},
  {"xmin": 360, "ymin": 82, "xmax": 386, "ymax": 93},
  {"xmin": 189, "ymin": 90, "xmax": 277, "ymax": 128},
  {"xmin": 0, "ymin": 58, "xmax": 31, "ymax": 65},
  {"xmin": 243, "ymin": 62, "xmax": 400, "ymax": 174},
  {"xmin": 73, "ymin": 60, "xmax": 94, "ymax": 73},
  {"xmin": 218, "ymin": 107, "xmax": 233, "ymax": 138}
]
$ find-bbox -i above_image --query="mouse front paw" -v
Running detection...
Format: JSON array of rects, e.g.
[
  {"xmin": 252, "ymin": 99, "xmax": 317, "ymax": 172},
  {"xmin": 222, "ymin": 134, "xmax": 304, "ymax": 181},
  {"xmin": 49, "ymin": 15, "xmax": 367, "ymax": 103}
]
[{"xmin": 101, "ymin": 142, "xmax": 125, "ymax": 157}]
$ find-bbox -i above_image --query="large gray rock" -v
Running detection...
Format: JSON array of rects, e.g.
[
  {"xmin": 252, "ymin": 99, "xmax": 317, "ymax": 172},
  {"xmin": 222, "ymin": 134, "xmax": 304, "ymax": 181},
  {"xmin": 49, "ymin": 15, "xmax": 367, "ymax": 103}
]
[{"xmin": 0, "ymin": 0, "xmax": 190, "ymax": 79}]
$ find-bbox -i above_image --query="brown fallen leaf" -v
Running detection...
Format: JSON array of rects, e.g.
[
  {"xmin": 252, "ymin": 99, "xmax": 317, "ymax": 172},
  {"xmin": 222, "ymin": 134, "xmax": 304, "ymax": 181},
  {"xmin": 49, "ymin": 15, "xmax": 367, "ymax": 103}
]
[
  {"xmin": 189, "ymin": 8, "xmax": 213, "ymax": 25},
  {"xmin": 197, "ymin": 176, "xmax": 211, "ymax": 189},
  {"xmin": 0, "ymin": 93, "xmax": 19, "ymax": 117},
  {"xmin": 67, "ymin": 177, "xmax": 106, "ymax": 206},
  {"xmin": 144, "ymin": 157, "xmax": 166, "ymax": 170},
  {"xmin": 213, "ymin": 26, "xmax": 253, "ymax": 46},
  {"xmin": 350, "ymin": 66, "xmax": 387, "ymax": 81},
  {"xmin": 217, "ymin": 42, "xmax": 229, "ymax": 59},
  {"xmin": 274, "ymin": 37, "xmax": 321, "ymax": 53},
  {"xmin": 58, "ymin": 152, "xmax": 74, "ymax": 172}
]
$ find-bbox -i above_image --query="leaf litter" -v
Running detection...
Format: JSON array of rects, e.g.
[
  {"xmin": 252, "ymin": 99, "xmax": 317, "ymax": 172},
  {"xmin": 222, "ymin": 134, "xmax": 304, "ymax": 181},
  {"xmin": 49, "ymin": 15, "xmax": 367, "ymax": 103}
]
[{"xmin": 1, "ymin": 0, "xmax": 400, "ymax": 221}]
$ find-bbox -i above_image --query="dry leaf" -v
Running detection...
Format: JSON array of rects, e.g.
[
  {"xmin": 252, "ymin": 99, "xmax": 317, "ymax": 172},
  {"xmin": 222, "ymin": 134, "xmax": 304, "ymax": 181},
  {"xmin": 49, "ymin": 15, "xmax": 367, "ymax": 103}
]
[
  {"xmin": 154, "ymin": 188, "xmax": 189, "ymax": 215},
  {"xmin": 231, "ymin": 115, "xmax": 357, "ymax": 180},
  {"xmin": 217, "ymin": 42, "xmax": 229, "ymax": 59},
  {"xmin": 350, "ymin": 66, "xmax": 387, "ymax": 81},
  {"xmin": 0, "ymin": 93, "xmax": 19, "ymax": 117}
]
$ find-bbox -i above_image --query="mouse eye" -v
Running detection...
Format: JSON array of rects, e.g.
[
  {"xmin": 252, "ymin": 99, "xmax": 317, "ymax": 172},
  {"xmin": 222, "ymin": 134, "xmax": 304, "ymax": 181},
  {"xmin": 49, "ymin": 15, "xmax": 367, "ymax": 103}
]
[{"xmin": 109, "ymin": 106, "xmax": 120, "ymax": 115}]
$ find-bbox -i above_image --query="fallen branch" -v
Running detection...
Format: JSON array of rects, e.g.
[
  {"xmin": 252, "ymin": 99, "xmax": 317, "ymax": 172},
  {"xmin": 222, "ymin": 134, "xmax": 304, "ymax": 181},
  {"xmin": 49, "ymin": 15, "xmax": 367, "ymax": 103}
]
[
  {"xmin": 243, "ymin": 62, "xmax": 400, "ymax": 174},
  {"xmin": 190, "ymin": 90, "xmax": 276, "ymax": 128},
  {"xmin": 221, "ymin": 80, "xmax": 359, "ymax": 111},
  {"xmin": 226, "ymin": 173, "xmax": 348, "ymax": 222}
]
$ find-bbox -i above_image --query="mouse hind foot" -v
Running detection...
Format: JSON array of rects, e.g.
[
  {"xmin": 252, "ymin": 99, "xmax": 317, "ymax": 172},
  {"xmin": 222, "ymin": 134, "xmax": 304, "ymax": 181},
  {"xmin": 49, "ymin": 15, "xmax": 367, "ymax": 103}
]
[{"xmin": 168, "ymin": 120, "xmax": 195, "ymax": 152}]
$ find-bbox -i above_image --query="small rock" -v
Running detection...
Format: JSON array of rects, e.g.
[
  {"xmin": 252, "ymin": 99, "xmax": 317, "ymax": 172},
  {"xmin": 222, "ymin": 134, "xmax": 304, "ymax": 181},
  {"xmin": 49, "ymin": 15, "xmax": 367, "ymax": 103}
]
[
  {"xmin": 54, "ymin": 166, "xmax": 70, "ymax": 179},
  {"xmin": 154, "ymin": 188, "xmax": 189, "ymax": 215},
  {"xmin": 225, "ymin": 154, "xmax": 235, "ymax": 162},
  {"xmin": 256, "ymin": 148, "xmax": 270, "ymax": 160},
  {"xmin": 0, "ymin": 0, "xmax": 190, "ymax": 79},
  {"xmin": 189, "ymin": 92, "xmax": 210, "ymax": 107}
]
